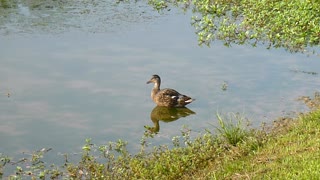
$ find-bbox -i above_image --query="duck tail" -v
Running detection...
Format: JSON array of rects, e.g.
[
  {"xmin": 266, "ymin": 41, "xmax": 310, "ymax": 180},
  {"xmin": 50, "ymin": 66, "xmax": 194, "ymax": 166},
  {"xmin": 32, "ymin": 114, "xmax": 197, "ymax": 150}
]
[{"xmin": 185, "ymin": 98, "xmax": 195, "ymax": 103}]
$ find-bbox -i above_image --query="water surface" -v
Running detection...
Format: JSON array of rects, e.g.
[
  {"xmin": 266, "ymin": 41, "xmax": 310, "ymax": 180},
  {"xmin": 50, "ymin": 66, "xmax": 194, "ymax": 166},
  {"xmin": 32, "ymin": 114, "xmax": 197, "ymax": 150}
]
[{"xmin": 1, "ymin": 1, "xmax": 320, "ymax": 158}]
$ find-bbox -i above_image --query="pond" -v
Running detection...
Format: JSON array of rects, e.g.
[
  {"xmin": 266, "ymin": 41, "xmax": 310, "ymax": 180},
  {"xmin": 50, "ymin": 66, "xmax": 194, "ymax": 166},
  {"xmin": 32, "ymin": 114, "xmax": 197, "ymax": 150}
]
[{"xmin": 1, "ymin": 0, "xmax": 320, "ymax": 159}]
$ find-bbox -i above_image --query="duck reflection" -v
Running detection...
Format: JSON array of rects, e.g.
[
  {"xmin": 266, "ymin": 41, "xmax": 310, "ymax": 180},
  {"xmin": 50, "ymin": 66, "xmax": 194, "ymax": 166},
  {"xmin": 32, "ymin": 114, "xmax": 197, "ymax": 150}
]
[{"xmin": 146, "ymin": 106, "xmax": 196, "ymax": 133}]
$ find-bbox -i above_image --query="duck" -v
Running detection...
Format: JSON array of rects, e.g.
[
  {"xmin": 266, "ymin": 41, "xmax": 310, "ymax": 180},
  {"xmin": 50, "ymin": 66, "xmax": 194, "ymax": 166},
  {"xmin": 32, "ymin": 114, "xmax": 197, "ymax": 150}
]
[{"xmin": 146, "ymin": 74, "xmax": 195, "ymax": 107}]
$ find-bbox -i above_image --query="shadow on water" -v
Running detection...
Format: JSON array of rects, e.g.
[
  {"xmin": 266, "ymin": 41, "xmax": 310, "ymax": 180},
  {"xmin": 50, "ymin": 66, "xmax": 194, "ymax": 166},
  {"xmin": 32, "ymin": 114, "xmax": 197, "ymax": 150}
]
[{"xmin": 145, "ymin": 106, "xmax": 196, "ymax": 134}]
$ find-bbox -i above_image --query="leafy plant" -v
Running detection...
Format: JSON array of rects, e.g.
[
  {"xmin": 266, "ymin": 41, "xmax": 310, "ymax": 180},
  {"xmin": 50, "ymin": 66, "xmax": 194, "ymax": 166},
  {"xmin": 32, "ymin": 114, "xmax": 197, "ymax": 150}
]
[{"xmin": 136, "ymin": 0, "xmax": 320, "ymax": 53}]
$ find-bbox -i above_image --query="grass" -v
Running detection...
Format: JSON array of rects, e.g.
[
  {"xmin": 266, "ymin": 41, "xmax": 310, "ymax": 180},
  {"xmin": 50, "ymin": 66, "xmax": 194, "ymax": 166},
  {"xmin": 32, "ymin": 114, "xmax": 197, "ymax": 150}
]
[
  {"xmin": 1, "ymin": 108, "xmax": 320, "ymax": 179},
  {"xmin": 215, "ymin": 112, "xmax": 253, "ymax": 146},
  {"xmin": 196, "ymin": 110, "xmax": 320, "ymax": 179}
]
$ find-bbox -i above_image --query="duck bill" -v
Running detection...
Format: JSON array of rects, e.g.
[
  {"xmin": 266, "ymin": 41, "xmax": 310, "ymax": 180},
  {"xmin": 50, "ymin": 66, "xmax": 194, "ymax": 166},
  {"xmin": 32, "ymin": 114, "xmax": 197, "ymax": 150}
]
[{"xmin": 146, "ymin": 80, "xmax": 152, "ymax": 84}]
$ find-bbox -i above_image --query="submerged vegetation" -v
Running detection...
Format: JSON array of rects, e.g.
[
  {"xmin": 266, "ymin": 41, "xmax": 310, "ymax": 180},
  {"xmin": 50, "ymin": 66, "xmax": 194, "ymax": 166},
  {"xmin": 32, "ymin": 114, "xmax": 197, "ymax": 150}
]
[
  {"xmin": 0, "ymin": 0, "xmax": 12, "ymax": 8},
  {"xmin": 2, "ymin": 0, "xmax": 319, "ymax": 53},
  {"xmin": 1, "ymin": 96, "xmax": 320, "ymax": 179},
  {"xmin": 143, "ymin": 0, "xmax": 320, "ymax": 53}
]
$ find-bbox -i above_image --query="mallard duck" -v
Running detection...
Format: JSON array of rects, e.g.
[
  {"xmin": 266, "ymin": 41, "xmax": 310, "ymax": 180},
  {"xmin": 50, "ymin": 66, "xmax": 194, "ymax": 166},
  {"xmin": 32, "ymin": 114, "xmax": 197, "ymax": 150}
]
[{"xmin": 146, "ymin": 74, "xmax": 195, "ymax": 107}]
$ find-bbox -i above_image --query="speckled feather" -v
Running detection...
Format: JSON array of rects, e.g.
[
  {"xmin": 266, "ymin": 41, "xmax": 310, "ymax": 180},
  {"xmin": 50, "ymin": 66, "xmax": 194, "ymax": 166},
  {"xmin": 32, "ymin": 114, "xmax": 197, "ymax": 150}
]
[{"xmin": 147, "ymin": 75, "xmax": 194, "ymax": 107}]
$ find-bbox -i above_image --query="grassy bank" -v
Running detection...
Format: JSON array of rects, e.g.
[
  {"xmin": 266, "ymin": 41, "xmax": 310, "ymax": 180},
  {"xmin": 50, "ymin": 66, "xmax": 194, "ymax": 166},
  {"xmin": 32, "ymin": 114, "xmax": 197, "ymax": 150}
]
[
  {"xmin": 1, "ymin": 108, "xmax": 320, "ymax": 179},
  {"xmin": 196, "ymin": 110, "xmax": 320, "ymax": 179}
]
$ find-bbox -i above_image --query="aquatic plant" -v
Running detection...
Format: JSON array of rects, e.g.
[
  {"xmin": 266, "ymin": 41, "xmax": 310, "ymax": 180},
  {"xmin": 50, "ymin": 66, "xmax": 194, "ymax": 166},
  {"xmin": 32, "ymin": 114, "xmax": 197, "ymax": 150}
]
[
  {"xmin": 0, "ymin": 0, "xmax": 14, "ymax": 8},
  {"xmin": 137, "ymin": 0, "xmax": 320, "ymax": 53}
]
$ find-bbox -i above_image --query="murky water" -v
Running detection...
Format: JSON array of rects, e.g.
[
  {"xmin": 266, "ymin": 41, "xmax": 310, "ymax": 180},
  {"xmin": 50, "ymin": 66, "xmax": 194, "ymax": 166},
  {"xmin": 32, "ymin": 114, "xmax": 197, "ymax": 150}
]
[{"xmin": 1, "ymin": 1, "xmax": 320, "ymax": 160}]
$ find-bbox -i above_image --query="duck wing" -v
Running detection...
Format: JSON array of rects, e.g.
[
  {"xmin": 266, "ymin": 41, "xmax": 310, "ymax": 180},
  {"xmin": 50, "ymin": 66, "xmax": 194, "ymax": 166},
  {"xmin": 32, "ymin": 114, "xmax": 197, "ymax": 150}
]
[
  {"xmin": 157, "ymin": 88, "xmax": 194, "ymax": 107},
  {"xmin": 160, "ymin": 88, "xmax": 181, "ymax": 99},
  {"xmin": 154, "ymin": 88, "xmax": 180, "ymax": 107}
]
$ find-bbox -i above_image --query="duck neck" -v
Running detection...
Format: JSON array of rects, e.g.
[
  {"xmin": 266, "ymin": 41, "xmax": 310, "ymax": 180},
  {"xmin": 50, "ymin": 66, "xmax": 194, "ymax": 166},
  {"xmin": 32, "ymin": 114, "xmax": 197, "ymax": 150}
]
[{"xmin": 151, "ymin": 82, "xmax": 160, "ymax": 100}]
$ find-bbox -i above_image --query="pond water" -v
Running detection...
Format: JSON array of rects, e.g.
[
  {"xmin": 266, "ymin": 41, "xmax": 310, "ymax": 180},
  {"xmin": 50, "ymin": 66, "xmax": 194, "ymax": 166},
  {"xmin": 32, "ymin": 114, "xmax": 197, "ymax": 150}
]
[{"xmin": 1, "ymin": 1, "xmax": 320, "ymax": 160}]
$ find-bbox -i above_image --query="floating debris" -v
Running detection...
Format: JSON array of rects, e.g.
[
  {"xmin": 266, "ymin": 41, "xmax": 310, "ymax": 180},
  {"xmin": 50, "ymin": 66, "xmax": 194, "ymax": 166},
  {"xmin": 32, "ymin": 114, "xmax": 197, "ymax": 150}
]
[
  {"xmin": 290, "ymin": 68, "xmax": 318, "ymax": 75},
  {"xmin": 221, "ymin": 81, "xmax": 228, "ymax": 91},
  {"xmin": 297, "ymin": 92, "xmax": 320, "ymax": 109}
]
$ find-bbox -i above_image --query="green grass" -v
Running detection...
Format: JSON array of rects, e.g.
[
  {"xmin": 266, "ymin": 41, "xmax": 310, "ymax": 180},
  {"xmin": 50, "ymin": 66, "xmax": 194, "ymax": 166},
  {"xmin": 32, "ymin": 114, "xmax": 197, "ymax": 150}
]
[
  {"xmin": 195, "ymin": 110, "xmax": 320, "ymax": 179},
  {"xmin": 1, "ymin": 109, "xmax": 320, "ymax": 179},
  {"xmin": 215, "ymin": 112, "xmax": 253, "ymax": 146}
]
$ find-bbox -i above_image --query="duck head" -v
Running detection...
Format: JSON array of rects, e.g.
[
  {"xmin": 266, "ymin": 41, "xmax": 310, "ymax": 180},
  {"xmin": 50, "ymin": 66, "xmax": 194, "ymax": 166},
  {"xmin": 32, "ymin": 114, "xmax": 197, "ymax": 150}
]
[{"xmin": 146, "ymin": 74, "xmax": 161, "ymax": 84}]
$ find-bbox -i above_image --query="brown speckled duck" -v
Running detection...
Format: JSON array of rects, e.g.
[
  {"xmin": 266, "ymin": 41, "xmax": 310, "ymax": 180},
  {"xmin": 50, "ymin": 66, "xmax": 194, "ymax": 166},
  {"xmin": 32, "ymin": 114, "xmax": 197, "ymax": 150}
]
[{"xmin": 146, "ymin": 74, "xmax": 195, "ymax": 107}]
